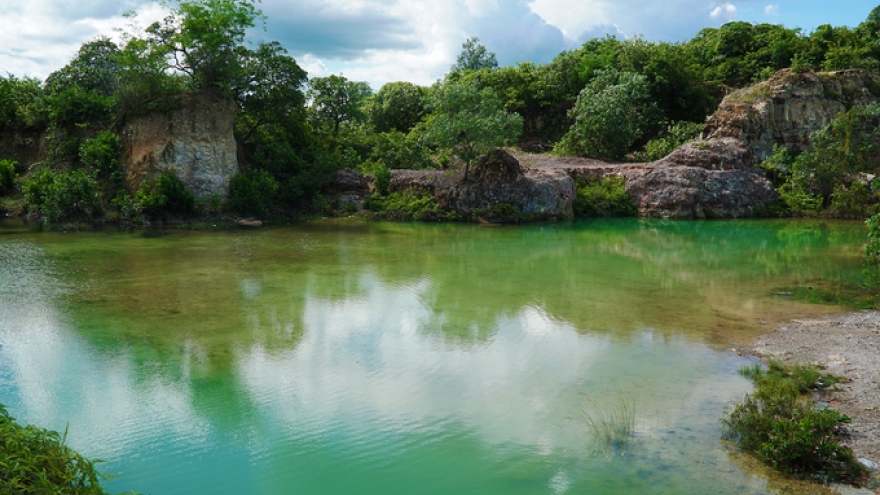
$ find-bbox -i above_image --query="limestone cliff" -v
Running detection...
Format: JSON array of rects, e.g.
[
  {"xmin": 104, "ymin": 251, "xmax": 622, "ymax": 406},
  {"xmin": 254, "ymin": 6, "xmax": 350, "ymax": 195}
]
[
  {"xmin": 121, "ymin": 92, "xmax": 239, "ymax": 198},
  {"xmin": 703, "ymin": 68, "xmax": 880, "ymax": 161}
]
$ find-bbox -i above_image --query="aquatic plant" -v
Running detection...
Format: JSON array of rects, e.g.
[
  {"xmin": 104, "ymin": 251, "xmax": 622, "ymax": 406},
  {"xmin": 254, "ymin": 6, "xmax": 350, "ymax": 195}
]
[
  {"xmin": 723, "ymin": 361, "xmax": 864, "ymax": 482},
  {"xmin": 581, "ymin": 390, "xmax": 636, "ymax": 454}
]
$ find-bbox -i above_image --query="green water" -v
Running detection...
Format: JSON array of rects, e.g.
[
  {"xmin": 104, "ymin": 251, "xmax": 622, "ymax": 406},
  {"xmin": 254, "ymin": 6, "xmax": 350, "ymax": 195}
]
[{"xmin": 0, "ymin": 218, "xmax": 869, "ymax": 495}]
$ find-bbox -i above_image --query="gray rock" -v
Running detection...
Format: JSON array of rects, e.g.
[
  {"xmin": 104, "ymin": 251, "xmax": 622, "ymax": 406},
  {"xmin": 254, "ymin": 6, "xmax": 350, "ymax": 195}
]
[{"xmin": 121, "ymin": 92, "xmax": 240, "ymax": 198}]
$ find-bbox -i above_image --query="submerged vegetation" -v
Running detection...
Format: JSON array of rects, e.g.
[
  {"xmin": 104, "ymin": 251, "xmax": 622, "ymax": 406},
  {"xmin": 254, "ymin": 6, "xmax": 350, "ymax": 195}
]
[
  {"xmin": 0, "ymin": 404, "xmax": 122, "ymax": 495},
  {"xmin": 581, "ymin": 391, "xmax": 636, "ymax": 455},
  {"xmin": 3, "ymin": 1, "xmax": 880, "ymax": 223},
  {"xmin": 724, "ymin": 361, "xmax": 864, "ymax": 482}
]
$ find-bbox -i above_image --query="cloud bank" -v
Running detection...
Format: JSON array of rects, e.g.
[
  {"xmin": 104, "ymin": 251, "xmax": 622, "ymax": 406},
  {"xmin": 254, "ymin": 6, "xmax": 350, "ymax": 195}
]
[{"xmin": 0, "ymin": 0, "xmax": 871, "ymax": 89}]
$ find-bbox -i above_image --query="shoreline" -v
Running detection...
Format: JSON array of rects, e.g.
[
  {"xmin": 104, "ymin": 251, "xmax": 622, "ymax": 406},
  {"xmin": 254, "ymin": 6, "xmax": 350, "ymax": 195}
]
[{"xmin": 739, "ymin": 311, "xmax": 880, "ymax": 491}]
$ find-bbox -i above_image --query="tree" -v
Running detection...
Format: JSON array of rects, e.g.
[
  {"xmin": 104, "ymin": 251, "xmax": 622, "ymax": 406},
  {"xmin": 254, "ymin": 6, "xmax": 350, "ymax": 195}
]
[
  {"xmin": 44, "ymin": 38, "xmax": 121, "ymax": 97},
  {"xmin": 308, "ymin": 75, "xmax": 373, "ymax": 136},
  {"xmin": 143, "ymin": 0, "xmax": 262, "ymax": 93},
  {"xmin": 557, "ymin": 69, "xmax": 658, "ymax": 160},
  {"xmin": 235, "ymin": 41, "xmax": 308, "ymax": 140},
  {"xmin": 367, "ymin": 81, "xmax": 426, "ymax": 133},
  {"xmin": 0, "ymin": 75, "xmax": 41, "ymax": 128},
  {"xmin": 422, "ymin": 80, "xmax": 522, "ymax": 180},
  {"xmin": 451, "ymin": 37, "xmax": 498, "ymax": 72}
]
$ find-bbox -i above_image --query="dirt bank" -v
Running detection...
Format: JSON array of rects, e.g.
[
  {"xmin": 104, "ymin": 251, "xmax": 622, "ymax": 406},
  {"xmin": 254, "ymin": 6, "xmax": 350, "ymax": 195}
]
[{"xmin": 740, "ymin": 311, "xmax": 880, "ymax": 489}]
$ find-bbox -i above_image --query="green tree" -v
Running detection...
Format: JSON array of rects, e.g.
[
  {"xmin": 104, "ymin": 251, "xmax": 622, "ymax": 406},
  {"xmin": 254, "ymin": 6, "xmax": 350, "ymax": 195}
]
[
  {"xmin": 422, "ymin": 81, "xmax": 523, "ymax": 180},
  {"xmin": 451, "ymin": 37, "xmax": 498, "ymax": 72},
  {"xmin": 143, "ymin": 0, "xmax": 262, "ymax": 93},
  {"xmin": 557, "ymin": 69, "xmax": 658, "ymax": 160},
  {"xmin": 0, "ymin": 75, "xmax": 42, "ymax": 128},
  {"xmin": 308, "ymin": 74, "xmax": 373, "ymax": 136},
  {"xmin": 367, "ymin": 81, "xmax": 426, "ymax": 133},
  {"xmin": 44, "ymin": 37, "xmax": 121, "ymax": 97}
]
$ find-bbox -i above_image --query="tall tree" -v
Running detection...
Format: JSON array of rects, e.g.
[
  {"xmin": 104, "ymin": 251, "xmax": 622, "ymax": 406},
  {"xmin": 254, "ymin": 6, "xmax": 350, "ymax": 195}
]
[
  {"xmin": 451, "ymin": 37, "xmax": 498, "ymax": 72},
  {"xmin": 422, "ymin": 80, "xmax": 522, "ymax": 181},
  {"xmin": 308, "ymin": 75, "xmax": 372, "ymax": 136}
]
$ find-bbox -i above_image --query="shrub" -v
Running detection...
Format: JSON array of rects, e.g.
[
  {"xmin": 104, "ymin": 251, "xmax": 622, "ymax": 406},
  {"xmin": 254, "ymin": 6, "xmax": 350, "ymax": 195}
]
[
  {"xmin": 724, "ymin": 361, "xmax": 863, "ymax": 482},
  {"xmin": 827, "ymin": 182, "xmax": 878, "ymax": 219},
  {"xmin": 0, "ymin": 404, "xmax": 113, "ymax": 495},
  {"xmin": 364, "ymin": 190, "xmax": 444, "ymax": 221},
  {"xmin": 0, "ymin": 159, "xmax": 17, "ymax": 196},
  {"xmin": 79, "ymin": 130, "xmax": 120, "ymax": 177},
  {"xmin": 573, "ymin": 176, "xmax": 637, "ymax": 218},
  {"xmin": 228, "ymin": 170, "xmax": 278, "ymax": 219},
  {"xmin": 557, "ymin": 69, "xmax": 659, "ymax": 161},
  {"xmin": 136, "ymin": 171, "xmax": 195, "ymax": 219},
  {"xmin": 22, "ymin": 169, "xmax": 101, "ymax": 223},
  {"xmin": 633, "ymin": 121, "xmax": 703, "ymax": 161},
  {"xmin": 370, "ymin": 163, "xmax": 392, "ymax": 196},
  {"xmin": 865, "ymin": 213, "xmax": 880, "ymax": 285}
]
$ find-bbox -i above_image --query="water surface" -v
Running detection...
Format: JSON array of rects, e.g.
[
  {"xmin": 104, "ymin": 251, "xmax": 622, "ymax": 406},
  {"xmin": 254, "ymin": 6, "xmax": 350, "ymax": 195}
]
[{"xmin": 0, "ymin": 218, "xmax": 868, "ymax": 494}]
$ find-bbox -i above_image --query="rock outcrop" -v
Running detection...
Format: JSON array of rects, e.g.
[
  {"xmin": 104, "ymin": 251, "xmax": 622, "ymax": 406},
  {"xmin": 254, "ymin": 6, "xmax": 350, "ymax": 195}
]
[
  {"xmin": 391, "ymin": 150, "xmax": 575, "ymax": 219},
  {"xmin": 333, "ymin": 168, "xmax": 370, "ymax": 210},
  {"xmin": 121, "ymin": 92, "xmax": 240, "ymax": 198},
  {"xmin": 703, "ymin": 68, "xmax": 880, "ymax": 161}
]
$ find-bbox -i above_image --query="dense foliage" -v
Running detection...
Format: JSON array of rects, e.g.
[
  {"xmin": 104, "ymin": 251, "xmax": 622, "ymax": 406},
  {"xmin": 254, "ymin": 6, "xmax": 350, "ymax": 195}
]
[
  {"xmin": 0, "ymin": 405, "xmax": 116, "ymax": 494},
  {"xmin": 724, "ymin": 362, "xmax": 863, "ymax": 482},
  {"xmin": 5, "ymin": 1, "xmax": 880, "ymax": 222}
]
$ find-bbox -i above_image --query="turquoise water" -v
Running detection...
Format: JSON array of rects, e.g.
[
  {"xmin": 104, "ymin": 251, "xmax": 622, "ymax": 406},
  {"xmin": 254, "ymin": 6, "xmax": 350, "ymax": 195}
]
[{"xmin": 0, "ymin": 218, "xmax": 868, "ymax": 494}]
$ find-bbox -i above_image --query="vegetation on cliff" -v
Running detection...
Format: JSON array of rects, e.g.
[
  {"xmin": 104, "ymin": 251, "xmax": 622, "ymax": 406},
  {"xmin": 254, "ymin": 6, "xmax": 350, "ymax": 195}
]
[{"xmin": 4, "ymin": 2, "xmax": 880, "ymax": 222}]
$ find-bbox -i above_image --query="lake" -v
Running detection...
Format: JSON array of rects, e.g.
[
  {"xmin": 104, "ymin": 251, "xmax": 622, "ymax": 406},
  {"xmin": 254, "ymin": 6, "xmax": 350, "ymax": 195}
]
[{"xmin": 0, "ymin": 218, "xmax": 868, "ymax": 494}]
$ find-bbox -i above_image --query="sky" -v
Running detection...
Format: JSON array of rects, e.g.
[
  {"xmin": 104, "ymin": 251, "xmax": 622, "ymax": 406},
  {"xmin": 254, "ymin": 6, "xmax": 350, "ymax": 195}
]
[{"xmin": 0, "ymin": 0, "xmax": 876, "ymax": 90}]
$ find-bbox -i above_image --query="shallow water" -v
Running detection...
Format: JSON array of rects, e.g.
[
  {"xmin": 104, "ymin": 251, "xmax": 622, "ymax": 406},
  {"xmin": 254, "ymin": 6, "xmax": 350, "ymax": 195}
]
[{"xmin": 0, "ymin": 218, "xmax": 868, "ymax": 494}]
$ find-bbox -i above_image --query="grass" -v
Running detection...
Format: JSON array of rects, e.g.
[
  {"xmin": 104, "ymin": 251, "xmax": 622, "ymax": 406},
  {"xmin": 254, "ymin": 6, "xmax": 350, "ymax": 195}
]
[
  {"xmin": 772, "ymin": 280, "xmax": 880, "ymax": 310},
  {"xmin": 580, "ymin": 390, "xmax": 636, "ymax": 454},
  {"xmin": 0, "ymin": 403, "xmax": 133, "ymax": 494},
  {"xmin": 723, "ymin": 361, "xmax": 865, "ymax": 483}
]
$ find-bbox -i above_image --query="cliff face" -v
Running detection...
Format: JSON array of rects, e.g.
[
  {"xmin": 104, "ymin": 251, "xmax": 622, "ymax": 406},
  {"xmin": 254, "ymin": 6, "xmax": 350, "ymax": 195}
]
[
  {"xmin": 121, "ymin": 92, "xmax": 240, "ymax": 198},
  {"xmin": 703, "ymin": 68, "xmax": 880, "ymax": 161}
]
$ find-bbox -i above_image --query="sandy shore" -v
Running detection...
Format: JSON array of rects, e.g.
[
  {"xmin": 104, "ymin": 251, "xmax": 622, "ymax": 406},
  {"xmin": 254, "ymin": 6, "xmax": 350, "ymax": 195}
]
[{"xmin": 740, "ymin": 311, "xmax": 880, "ymax": 490}]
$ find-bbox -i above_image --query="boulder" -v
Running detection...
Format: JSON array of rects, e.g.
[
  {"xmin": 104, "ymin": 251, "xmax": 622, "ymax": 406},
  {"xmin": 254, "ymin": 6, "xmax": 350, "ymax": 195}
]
[
  {"xmin": 624, "ymin": 167, "xmax": 778, "ymax": 219},
  {"xmin": 389, "ymin": 152, "xmax": 575, "ymax": 219},
  {"xmin": 121, "ymin": 92, "xmax": 240, "ymax": 198},
  {"xmin": 654, "ymin": 137, "xmax": 756, "ymax": 170}
]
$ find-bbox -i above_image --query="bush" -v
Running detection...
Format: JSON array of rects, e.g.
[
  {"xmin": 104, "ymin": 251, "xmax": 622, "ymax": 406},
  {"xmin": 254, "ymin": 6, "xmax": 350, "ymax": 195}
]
[
  {"xmin": 0, "ymin": 159, "xmax": 17, "ymax": 196},
  {"xmin": 229, "ymin": 170, "xmax": 278, "ymax": 219},
  {"xmin": 0, "ymin": 404, "xmax": 113, "ymax": 495},
  {"xmin": 724, "ymin": 361, "xmax": 863, "ymax": 482},
  {"xmin": 364, "ymin": 191, "xmax": 444, "ymax": 221},
  {"xmin": 136, "ymin": 171, "xmax": 195, "ymax": 219},
  {"xmin": 22, "ymin": 169, "xmax": 101, "ymax": 222},
  {"xmin": 573, "ymin": 176, "xmax": 637, "ymax": 217},
  {"xmin": 865, "ymin": 213, "xmax": 880, "ymax": 285},
  {"xmin": 827, "ymin": 182, "xmax": 878, "ymax": 219},
  {"xmin": 557, "ymin": 69, "xmax": 659, "ymax": 161},
  {"xmin": 79, "ymin": 130, "xmax": 120, "ymax": 177},
  {"xmin": 632, "ymin": 121, "xmax": 703, "ymax": 161},
  {"xmin": 370, "ymin": 162, "xmax": 392, "ymax": 196}
]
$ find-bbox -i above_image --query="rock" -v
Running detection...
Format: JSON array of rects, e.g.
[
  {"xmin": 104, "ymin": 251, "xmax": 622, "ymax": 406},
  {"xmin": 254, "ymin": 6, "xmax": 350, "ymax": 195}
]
[
  {"xmin": 438, "ymin": 169, "xmax": 574, "ymax": 218},
  {"xmin": 702, "ymin": 68, "xmax": 880, "ymax": 161},
  {"xmin": 121, "ymin": 91, "xmax": 240, "ymax": 198},
  {"xmin": 389, "ymin": 153, "xmax": 575, "ymax": 219},
  {"xmin": 333, "ymin": 168, "xmax": 370, "ymax": 195},
  {"xmin": 654, "ymin": 137, "xmax": 756, "ymax": 170},
  {"xmin": 470, "ymin": 149, "xmax": 524, "ymax": 183},
  {"xmin": 859, "ymin": 458, "xmax": 878, "ymax": 471},
  {"xmin": 624, "ymin": 166, "xmax": 778, "ymax": 219}
]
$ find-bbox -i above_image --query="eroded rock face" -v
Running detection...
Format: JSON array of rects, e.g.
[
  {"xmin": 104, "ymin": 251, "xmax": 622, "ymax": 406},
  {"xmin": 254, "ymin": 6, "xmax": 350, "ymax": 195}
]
[
  {"xmin": 121, "ymin": 92, "xmax": 239, "ymax": 198},
  {"xmin": 333, "ymin": 168, "xmax": 370, "ymax": 210},
  {"xmin": 390, "ymin": 151, "xmax": 574, "ymax": 218},
  {"xmin": 703, "ymin": 68, "xmax": 880, "ymax": 161},
  {"xmin": 624, "ymin": 167, "xmax": 778, "ymax": 219},
  {"xmin": 654, "ymin": 137, "xmax": 756, "ymax": 170}
]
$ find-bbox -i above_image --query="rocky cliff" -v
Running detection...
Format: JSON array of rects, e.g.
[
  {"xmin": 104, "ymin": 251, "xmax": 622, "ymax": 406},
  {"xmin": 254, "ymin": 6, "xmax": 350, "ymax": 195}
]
[
  {"xmin": 121, "ymin": 92, "xmax": 240, "ymax": 198},
  {"xmin": 703, "ymin": 68, "xmax": 880, "ymax": 161}
]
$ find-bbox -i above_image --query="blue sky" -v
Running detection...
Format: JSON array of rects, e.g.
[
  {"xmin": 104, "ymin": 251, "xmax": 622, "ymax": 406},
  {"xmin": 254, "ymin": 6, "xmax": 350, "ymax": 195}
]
[{"xmin": 0, "ymin": 1, "xmax": 876, "ymax": 89}]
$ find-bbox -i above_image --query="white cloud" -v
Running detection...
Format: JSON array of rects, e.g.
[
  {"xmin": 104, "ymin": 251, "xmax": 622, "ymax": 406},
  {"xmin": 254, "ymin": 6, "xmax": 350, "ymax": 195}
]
[
  {"xmin": 765, "ymin": 4, "xmax": 780, "ymax": 16},
  {"xmin": 710, "ymin": 2, "xmax": 737, "ymax": 19}
]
